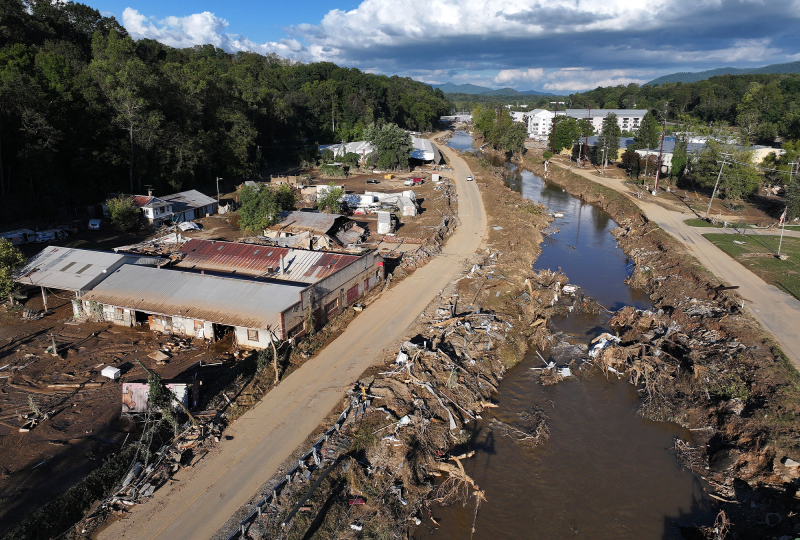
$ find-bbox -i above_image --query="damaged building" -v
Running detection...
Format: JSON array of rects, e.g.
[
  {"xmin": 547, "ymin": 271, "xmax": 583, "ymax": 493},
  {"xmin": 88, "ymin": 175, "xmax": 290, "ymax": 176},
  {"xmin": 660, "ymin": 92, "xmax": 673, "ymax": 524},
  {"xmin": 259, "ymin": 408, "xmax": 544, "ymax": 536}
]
[
  {"xmin": 264, "ymin": 210, "xmax": 367, "ymax": 249},
  {"xmin": 79, "ymin": 242, "xmax": 384, "ymax": 349}
]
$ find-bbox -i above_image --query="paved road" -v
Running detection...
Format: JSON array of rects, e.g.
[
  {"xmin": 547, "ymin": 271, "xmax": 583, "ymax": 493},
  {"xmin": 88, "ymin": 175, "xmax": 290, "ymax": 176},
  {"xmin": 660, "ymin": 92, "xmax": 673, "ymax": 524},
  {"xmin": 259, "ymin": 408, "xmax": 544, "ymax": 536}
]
[
  {"xmin": 552, "ymin": 161, "xmax": 800, "ymax": 369},
  {"xmin": 99, "ymin": 142, "xmax": 486, "ymax": 540}
]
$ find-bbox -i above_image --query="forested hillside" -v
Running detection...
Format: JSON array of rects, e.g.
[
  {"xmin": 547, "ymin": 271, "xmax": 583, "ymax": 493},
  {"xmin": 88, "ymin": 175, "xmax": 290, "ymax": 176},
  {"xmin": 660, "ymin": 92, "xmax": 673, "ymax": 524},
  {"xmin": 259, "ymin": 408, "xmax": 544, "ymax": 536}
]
[{"xmin": 0, "ymin": 0, "xmax": 449, "ymax": 225}]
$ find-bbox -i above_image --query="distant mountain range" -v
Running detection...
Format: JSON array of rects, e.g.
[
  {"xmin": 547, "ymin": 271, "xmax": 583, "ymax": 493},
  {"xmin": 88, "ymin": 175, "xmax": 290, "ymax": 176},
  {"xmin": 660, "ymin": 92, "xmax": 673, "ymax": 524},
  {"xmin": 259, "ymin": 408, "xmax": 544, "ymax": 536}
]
[
  {"xmin": 431, "ymin": 83, "xmax": 551, "ymax": 96},
  {"xmin": 646, "ymin": 61, "xmax": 800, "ymax": 86}
]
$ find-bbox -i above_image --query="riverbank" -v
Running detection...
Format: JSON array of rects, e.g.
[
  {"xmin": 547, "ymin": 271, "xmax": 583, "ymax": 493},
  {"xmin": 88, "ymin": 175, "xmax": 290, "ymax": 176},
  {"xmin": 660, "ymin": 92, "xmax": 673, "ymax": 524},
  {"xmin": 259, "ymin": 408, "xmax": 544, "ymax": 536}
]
[{"xmin": 518, "ymin": 152, "xmax": 800, "ymax": 538}]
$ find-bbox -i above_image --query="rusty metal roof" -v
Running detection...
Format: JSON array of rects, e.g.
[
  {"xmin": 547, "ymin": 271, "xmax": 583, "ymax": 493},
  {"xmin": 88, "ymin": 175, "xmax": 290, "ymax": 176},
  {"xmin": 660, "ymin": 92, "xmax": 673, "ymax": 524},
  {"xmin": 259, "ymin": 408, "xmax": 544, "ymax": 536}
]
[
  {"xmin": 82, "ymin": 265, "xmax": 303, "ymax": 330},
  {"xmin": 270, "ymin": 211, "xmax": 346, "ymax": 234},
  {"xmin": 175, "ymin": 239, "xmax": 360, "ymax": 283}
]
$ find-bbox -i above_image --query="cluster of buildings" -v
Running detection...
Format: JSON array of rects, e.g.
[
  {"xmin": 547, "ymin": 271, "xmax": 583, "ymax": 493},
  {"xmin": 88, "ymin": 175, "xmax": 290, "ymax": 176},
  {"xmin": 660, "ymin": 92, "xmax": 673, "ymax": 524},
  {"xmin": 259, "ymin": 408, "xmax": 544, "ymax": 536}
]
[
  {"xmin": 318, "ymin": 134, "xmax": 442, "ymax": 165},
  {"xmin": 108, "ymin": 189, "xmax": 219, "ymax": 227},
  {"xmin": 15, "ymin": 239, "xmax": 384, "ymax": 349},
  {"xmin": 570, "ymin": 135, "xmax": 782, "ymax": 175}
]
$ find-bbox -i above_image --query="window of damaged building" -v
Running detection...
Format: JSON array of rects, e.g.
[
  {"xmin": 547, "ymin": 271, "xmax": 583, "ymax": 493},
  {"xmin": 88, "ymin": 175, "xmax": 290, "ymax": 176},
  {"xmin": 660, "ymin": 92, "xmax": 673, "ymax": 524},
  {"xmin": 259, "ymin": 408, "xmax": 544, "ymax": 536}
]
[{"xmin": 247, "ymin": 329, "xmax": 259, "ymax": 342}]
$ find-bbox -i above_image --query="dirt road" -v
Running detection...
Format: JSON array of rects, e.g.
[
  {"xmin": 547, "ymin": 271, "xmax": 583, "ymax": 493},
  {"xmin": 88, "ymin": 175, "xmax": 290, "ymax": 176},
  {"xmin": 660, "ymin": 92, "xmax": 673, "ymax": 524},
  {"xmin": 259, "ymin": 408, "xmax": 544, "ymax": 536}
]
[
  {"xmin": 99, "ymin": 143, "xmax": 486, "ymax": 540},
  {"xmin": 552, "ymin": 161, "xmax": 800, "ymax": 369}
]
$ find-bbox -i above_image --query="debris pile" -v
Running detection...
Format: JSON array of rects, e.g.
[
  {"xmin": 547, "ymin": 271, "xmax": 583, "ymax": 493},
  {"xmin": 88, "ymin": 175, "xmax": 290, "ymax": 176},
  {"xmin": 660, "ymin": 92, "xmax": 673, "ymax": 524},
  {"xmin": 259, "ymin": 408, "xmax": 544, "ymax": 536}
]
[{"xmin": 77, "ymin": 418, "xmax": 224, "ymax": 531}]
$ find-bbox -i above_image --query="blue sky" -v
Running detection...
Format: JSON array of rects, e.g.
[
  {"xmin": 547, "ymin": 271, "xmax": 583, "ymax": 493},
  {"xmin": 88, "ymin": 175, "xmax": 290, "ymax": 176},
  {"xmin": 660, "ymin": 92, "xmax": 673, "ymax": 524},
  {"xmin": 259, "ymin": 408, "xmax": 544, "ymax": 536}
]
[{"xmin": 91, "ymin": 0, "xmax": 800, "ymax": 93}]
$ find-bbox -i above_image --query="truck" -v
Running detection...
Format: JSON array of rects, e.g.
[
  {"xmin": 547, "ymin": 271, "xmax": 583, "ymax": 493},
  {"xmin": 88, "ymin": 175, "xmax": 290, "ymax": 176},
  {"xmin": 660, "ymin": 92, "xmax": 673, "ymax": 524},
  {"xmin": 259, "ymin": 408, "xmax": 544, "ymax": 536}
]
[{"xmin": 403, "ymin": 177, "xmax": 423, "ymax": 186}]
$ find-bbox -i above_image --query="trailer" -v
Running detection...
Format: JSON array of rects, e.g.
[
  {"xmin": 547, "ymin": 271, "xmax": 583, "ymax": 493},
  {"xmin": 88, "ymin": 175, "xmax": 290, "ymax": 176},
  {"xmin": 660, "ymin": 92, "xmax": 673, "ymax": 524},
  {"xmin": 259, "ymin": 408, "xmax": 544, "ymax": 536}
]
[{"xmin": 0, "ymin": 229, "xmax": 35, "ymax": 245}]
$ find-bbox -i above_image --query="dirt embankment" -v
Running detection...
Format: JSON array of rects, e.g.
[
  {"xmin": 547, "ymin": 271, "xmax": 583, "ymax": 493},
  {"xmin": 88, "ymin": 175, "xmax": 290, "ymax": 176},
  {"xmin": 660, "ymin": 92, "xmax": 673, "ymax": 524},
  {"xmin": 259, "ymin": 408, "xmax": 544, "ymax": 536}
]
[{"xmin": 520, "ymin": 153, "xmax": 800, "ymax": 539}]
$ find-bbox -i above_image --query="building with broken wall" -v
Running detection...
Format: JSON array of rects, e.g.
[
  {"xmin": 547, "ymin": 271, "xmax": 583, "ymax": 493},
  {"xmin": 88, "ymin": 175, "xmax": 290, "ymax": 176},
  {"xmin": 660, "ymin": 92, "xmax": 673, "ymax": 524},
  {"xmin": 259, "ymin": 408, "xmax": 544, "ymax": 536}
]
[{"xmin": 79, "ymin": 245, "xmax": 385, "ymax": 349}]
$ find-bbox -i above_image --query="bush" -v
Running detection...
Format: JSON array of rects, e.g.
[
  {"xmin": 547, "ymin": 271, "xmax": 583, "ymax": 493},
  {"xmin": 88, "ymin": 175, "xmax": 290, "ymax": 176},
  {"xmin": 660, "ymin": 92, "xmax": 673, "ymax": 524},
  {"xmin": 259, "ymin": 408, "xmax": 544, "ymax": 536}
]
[
  {"xmin": 321, "ymin": 149, "xmax": 334, "ymax": 163},
  {"xmin": 319, "ymin": 164, "xmax": 347, "ymax": 178},
  {"xmin": 105, "ymin": 196, "xmax": 140, "ymax": 232},
  {"xmin": 542, "ymin": 151, "xmax": 553, "ymax": 161}
]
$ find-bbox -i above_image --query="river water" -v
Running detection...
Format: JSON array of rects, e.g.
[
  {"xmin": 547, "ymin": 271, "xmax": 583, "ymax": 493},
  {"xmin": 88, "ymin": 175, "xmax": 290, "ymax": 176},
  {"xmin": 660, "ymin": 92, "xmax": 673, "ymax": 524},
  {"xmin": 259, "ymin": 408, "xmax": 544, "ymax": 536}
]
[{"xmin": 427, "ymin": 140, "xmax": 716, "ymax": 539}]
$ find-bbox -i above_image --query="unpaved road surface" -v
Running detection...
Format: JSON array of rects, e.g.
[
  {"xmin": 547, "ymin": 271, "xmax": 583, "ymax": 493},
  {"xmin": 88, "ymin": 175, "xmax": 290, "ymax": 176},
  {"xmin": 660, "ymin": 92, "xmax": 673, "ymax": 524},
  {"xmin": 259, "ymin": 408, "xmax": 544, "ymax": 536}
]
[
  {"xmin": 553, "ymin": 161, "xmax": 800, "ymax": 369},
  {"xmin": 99, "ymin": 143, "xmax": 486, "ymax": 540}
]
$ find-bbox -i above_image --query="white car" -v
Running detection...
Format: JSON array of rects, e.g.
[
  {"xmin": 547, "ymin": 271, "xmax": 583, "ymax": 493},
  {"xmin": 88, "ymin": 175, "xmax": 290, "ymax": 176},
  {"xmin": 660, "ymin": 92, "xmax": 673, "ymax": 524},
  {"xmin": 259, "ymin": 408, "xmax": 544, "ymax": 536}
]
[{"xmin": 466, "ymin": 175, "xmax": 474, "ymax": 181}]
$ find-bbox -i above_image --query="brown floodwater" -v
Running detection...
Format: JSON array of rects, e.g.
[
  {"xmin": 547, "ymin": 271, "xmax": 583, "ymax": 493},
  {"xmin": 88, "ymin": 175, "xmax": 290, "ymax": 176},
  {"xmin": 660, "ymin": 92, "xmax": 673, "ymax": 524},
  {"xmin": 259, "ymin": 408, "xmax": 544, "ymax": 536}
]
[{"xmin": 427, "ymin": 148, "xmax": 716, "ymax": 538}]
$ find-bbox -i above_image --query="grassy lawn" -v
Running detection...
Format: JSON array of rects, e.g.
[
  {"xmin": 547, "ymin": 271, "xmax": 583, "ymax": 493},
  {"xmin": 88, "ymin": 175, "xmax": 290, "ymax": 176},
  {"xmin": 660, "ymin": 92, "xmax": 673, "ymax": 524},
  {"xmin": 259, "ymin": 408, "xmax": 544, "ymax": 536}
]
[
  {"xmin": 685, "ymin": 218, "xmax": 724, "ymax": 228},
  {"xmin": 703, "ymin": 233, "xmax": 800, "ymax": 301}
]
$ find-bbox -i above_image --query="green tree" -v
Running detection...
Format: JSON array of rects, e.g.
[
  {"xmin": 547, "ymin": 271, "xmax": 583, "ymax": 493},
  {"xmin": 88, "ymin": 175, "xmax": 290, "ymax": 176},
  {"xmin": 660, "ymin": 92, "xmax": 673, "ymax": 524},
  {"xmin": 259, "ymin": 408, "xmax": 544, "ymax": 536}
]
[
  {"xmin": 692, "ymin": 141, "xmax": 762, "ymax": 199},
  {"xmin": 595, "ymin": 113, "xmax": 621, "ymax": 167},
  {"xmin": 365, "ymin": 123, "xmax": 412, "ymax": 171},
  {"xmin": 501, "ymin": 122, "xmax": 527, "ymax": 155},
  {"xmin": 105, "ymin": 196, "xmax": 140, "ymax": 232},
  {"xmin": 321, "ymin": 148, "xmax": 334, "ymax": 163},
  {"xmin": 671, "ymin": 136, "xmax": 688, "ymax": 180},
  {"xmin": 317, "ymin": 182, "xmax": 345, "ymax": 213},
  {"xmin": 632, "ymin": 112, "xmax": 660, "ymax": 150},
  {"xmin": 786, "ymin": 182, "xmax": 800, "ymax": 221},
  {"xmin": 549, "ymin": 117, "xmax": 582, "ymax": 153},
  {"xmin": 0, "ymin": 238, "xmax": 26, "ymax": 303},
  {"xmin": 237, "ymin": 184, "xmax": 296, "ymax": 233}
]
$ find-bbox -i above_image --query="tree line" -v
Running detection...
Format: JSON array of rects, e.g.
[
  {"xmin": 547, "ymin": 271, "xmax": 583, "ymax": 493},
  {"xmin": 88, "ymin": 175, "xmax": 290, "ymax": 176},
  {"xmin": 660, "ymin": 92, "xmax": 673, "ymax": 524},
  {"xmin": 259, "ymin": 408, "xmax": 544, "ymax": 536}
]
[{"xmin": 0, "ymin": 0, "xmax": 449, "ymax": 226}]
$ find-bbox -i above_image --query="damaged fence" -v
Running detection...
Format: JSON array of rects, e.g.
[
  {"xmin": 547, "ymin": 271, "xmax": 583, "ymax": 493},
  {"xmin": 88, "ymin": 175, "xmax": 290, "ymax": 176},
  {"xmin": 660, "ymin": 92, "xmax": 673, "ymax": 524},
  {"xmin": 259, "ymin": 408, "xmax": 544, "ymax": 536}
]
[{"xmin": 226, "ymin": 395, "xmax": 368, "ymax": 540}]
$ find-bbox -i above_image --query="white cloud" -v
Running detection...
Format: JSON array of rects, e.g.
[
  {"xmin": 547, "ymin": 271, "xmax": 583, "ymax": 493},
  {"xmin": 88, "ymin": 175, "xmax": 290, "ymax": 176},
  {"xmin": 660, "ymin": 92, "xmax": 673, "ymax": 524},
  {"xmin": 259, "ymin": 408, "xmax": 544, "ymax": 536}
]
[
  {"xmin": 122, "ymin": 8, "xmax": 307, "ymax": 57},
  {"xmin": 493, "ymin": 68, "xmax": 545, "ymax": 86},
  {"xmin": 541, "ymin": 68, "xmax": 651, "ymax": 92}
]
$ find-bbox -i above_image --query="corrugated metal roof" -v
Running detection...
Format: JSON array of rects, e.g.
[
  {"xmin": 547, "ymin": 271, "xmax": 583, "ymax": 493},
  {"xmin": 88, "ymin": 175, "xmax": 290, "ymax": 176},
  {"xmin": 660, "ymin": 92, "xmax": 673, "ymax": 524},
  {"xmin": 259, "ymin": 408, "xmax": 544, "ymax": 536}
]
[
  {"xmin": 271, "ymin": 211, "xmax": 345, "ymax": 234},
  {"xmin": 176, "ymin": 239, "xmax": 360, "ymax": 283},
  {"xmin": 15, "ymin": 246, "xmax": 134, "ymax": 291},
  {"xmin": 83, "ymin": 265, "xmax": 303, "ymax": 330},
  {"xmin": 162, "ymin": 189, "xmax": 217, "ymax": 211}
]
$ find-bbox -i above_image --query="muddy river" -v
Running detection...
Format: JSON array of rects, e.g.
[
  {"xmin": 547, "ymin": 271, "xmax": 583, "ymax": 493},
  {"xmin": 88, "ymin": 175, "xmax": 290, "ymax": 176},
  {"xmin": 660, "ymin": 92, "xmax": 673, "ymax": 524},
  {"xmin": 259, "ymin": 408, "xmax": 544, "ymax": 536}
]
[{"xmin": 429, "ymin": 141, "xmax": 716, "ymax": 538}]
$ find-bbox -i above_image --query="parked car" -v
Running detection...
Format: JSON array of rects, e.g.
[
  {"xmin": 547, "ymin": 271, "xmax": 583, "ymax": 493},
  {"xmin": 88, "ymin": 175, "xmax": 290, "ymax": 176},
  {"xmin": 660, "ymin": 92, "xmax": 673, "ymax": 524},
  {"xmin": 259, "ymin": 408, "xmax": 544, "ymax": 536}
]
[
  {"xmin": 88, "ymin": 219, "xmax": 103, "ymax": 230},
  {"xmin": 466, "ymin": 175, "xmax": 474, "ymax": 181},
  {"xmin": 366, "ymin": 179, "xmax": 380, "ymax": 184}
]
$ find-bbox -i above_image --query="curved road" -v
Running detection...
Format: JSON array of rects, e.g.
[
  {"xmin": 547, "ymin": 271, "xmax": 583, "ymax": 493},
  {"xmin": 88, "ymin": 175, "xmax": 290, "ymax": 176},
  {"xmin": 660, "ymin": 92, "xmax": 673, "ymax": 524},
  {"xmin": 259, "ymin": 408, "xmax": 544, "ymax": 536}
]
[
  {"xmin": 99, "ymin": 142, "xmax": 486, "ymax": 540},
  {"xmin": 552, "ymin": 161, "xmax": 800, "ymax": 369}
]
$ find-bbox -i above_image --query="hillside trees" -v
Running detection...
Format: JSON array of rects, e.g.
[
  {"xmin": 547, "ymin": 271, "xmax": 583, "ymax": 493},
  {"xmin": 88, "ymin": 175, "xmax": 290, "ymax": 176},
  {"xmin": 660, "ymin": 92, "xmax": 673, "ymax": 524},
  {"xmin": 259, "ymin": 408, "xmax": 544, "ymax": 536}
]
[{"xmin": 0, "ymin": 0, "xmax": 449, "ymax": 226}]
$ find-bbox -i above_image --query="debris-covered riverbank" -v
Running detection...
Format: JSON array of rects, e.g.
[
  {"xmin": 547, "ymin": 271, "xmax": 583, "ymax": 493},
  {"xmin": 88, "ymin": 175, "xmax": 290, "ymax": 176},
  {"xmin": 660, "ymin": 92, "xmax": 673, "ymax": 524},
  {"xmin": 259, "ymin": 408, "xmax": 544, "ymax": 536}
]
[
  {"xmin": 215, "ymin": 149, "xmax": 591, "ymax": 539},
  {"xmin": 519, "ymin": 154, "xmax": 800, "ymax": 539}
]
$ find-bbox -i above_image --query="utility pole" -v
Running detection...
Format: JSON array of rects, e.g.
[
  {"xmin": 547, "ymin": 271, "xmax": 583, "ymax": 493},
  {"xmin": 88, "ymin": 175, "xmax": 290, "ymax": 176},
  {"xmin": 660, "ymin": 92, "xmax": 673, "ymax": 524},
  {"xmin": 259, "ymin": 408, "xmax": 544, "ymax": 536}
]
[
  {"xmin": 705, "ymin": 153, "xmax": 731, "ymax": 218},
  {"xmin": 549, "ymin": 101, "xmax": 565, "ymax": 154},
  {"xmin": 583, "ymin": 107, "xmax": 591, "ymax": 166},
  {"xmin": 653, "ymin": 103, "xmax": 668, "ymax": 194},
  {"xmin": 216, "ymin": 177, "xmax": 222, "ymax": 203}
]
